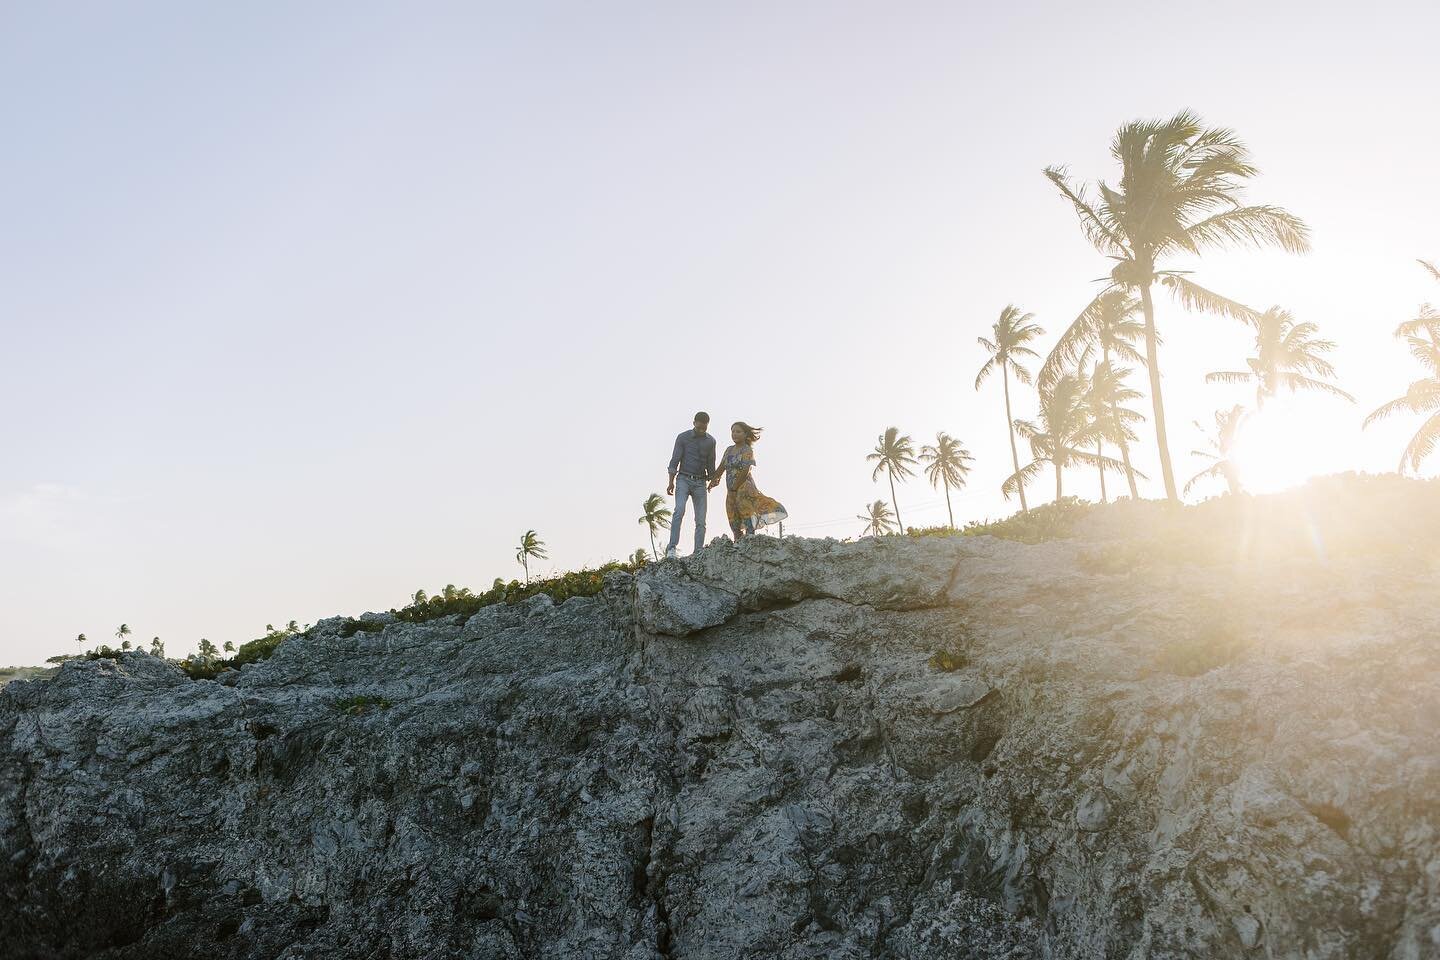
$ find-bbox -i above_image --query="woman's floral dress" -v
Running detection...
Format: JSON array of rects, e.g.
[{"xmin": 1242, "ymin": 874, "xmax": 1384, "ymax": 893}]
[{"xmin": 721, "ymin": 443, "xmax": 788, "ymax": 536}]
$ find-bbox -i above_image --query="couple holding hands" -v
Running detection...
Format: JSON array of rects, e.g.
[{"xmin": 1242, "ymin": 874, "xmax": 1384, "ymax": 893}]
[{"xmin": 664, "ymin": 411, "xmax": 788, "ymax": 558}]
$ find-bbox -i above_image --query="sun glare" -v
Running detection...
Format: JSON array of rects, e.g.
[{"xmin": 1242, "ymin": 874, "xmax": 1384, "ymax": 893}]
[{"xmin": 1230, "ymin": 396, "xmax": 1355, "ymax": 495}]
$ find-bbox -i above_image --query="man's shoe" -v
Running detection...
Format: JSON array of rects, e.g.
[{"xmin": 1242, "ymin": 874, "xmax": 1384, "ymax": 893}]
[{"xmin": 664, "ymin": 546, "xmax": 677, "ymax": 560}]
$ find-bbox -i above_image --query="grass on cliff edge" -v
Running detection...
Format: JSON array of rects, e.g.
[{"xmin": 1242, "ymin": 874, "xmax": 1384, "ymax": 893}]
[{"xmin": 176, "ymin": 557, "xmax": 648, "ymax": 680}]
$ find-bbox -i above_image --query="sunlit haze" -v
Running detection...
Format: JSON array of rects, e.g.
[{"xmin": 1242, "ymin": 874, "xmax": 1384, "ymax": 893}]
[{"xmin": 2, "ymin": 2, "xmax": 1438, "ymax": 666}]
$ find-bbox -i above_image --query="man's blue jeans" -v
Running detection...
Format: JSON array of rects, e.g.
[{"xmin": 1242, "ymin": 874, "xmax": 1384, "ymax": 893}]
[{"xmin": 667, "ymin": 475, "xmax": 707, "ymax": 553}]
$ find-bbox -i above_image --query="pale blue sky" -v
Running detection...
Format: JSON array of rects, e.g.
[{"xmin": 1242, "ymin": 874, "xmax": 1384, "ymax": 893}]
[{"xmin": 3, "ymin": 2, "xmax": 1437, "ymax": 665}]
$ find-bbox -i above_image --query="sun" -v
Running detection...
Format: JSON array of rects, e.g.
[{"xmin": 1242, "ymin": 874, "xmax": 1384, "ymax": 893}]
[{"xmin": 1230, "ymin": 395, "xmax": 1356, "ymax": 494}]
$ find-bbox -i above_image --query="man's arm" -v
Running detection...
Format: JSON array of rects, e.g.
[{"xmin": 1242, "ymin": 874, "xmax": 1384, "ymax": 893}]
[
  {"xmin": 706, "ymin": 437, "xmax": 718, "ymax": 481},
  {"xmin": 709, "ymin": 445, "xmax": 729, "ymax": 489},
  {"xmin": 666, "ymin": 434, "xmax": 684, "ymax": 494}
]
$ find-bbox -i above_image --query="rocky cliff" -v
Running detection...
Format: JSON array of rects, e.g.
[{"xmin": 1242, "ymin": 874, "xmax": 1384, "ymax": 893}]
[{"xmin": 3, "ymin": 508, "xmax": 1439, "ymax": 959}]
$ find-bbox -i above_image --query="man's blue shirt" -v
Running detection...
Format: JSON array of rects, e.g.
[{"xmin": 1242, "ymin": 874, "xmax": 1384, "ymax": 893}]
[{"xmin": 668, "ymin": 429, "xmax": 717, "ymax": 480}]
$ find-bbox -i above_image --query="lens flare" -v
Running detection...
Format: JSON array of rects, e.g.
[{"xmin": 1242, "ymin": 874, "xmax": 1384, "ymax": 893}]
[{"xmin": 1231, "ymin": 396, "xmax": 1353, "ymax": 494}]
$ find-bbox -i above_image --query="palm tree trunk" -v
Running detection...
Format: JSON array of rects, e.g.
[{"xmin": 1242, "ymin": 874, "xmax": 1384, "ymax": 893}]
[
  {"xmin": 1003, "ymin": 365, "xmax": 1029, "ymax": 512},
  {"xmin": 1140, "ymin": 283, "xmax": 1178, "ymax": 502},
  {"xmin": 943, "ymin": 478, "xmax": 954, "ymax": 529},
  {"xmin": 887, "ymin": 468, "xmax": 903, "ymax": 533},
  {"xmin": 523, "ymin": 557, "xmax": 529, "ymax": 585},
  {"xmin": 1119, "ymin": 438, "xmax": 1139, "ymax": 499},
  {"xmin": 1104, "ymin": 344, "xmax": 1140, "ymax": 499},
  {"xmin": 1054, "ymin": 461, "xmax": 1063, "ymax": 503},
  {"xmin": 649, "ymin": 530, "xmax": 657, "ymax": 561},
  {"xmin": 1096, "ymin": 440, "xmax": 1107, "ymax": 503}
]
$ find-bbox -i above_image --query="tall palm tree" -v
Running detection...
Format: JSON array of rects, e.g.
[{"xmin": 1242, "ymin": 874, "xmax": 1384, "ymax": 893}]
[
  {"xmin": 515, "ymin": 530, "xmax": 548, "ymax": 585},
  {"xmin": 866, "ymin": 427, "xmax": 918, "ymax": 533},
  {"xmin": 1042, "ymin": 289, "xmax": 1148, "ymax": 497},
  {"xmin": 1186, "ymin": 405, "xmax": 1249, "ymax": 497},
  {"xmin": 1083, "ymin": 360, "xmax": 1147, "ymax": 502},
  {"xmin": 115, "ymin": 624, "xmax": 131, "ymax": 646},
  {"xmin": 856, "ymin": 500, "xmax": 896, "ymax": 538},
  {"xmin": 919, "ymin": 432, "xmax": 974, "ymax": 529},
  {"xmin": 1005, "ymin": 374, "xmax": 1123, "ymax": 504},
  {"xmin": 197, "ymin": 638, "xmax": 217, "ymax": 661},
  {"xmin": 75, "ymin": 633, "xmax": 86, "ymax": 655},
  {"xmin": 1205, "ymin": 307, "xmax": 1354, "ymax": 409},
  {"xmin": 638, "ymin": 493, "xmax": 673, "ymax": 561},
  {"xmin": 1046, "ymin": 111, "xmax": 1310, "ymax": 501},
  {"xmin": 1364, "ymin": 312, "xmax": 1440, "ymax": 475},
  {"xmin": 976, "ymin": 305, "xmax": 1045, "ymax": 512}
]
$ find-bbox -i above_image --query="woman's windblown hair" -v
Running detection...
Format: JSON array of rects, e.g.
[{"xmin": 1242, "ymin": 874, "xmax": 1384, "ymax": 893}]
[{"xmin": 732, "ymin": 422, "xmax": 762, "ymax": 444}]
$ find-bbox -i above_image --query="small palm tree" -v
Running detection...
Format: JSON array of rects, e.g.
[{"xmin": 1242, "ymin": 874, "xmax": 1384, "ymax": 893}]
[
  {"xmin": 1005, "ymin": 375, "xmax": 1124, "ymax": 503},
  {"xmin": 1364, "ymin": 293, "xmax": 1440, "ymax": 474},
  {"xmin": 1042, "ymin": 289, "xmax": 1148, "ymax": 497},
  {"xmin": 976, "ymin": 305, "xmax": 1045, "ymax": 512},
  {"xmin": 516, "ymin": 530, "xmax": 547, "ymax": 585},
  {"xmin": 919, "ymin": 433, "xmax": 974, "ymax": 529},
  {"xmin": 1186, "ymin": 405, "xmax": 1249, "ymax": 497},
  {"xmin": 115, "ymin": 624, "xmax": 131, "ymax": 646},
  {"xmin": 223, "ymin": 641, "xmax": 235, "ymax": 654},
  {"xmin": 1206, "ymin": 307, "xmax": 1354, "ymax": 409},
  {"xmin": 150, "ymin": 636, "xmax": 164, "ymax": 657},
  {"xmin": 866, "ymin": 428, "xmax": 918, "ymax": 533},
  {"xmin": 75, "ymin": 633, "xmax": 86, "ymax": 655},
  {"xmin": 1083, "ymin": 360, "xmax": 1147, "ymax": 502},
  {"xmin": 631, "ymin": 548, "xmax": 649, "ymax": 566},
  {"xmin": 197, "ymin": 638, "xmax": 217, "ymax": 661},
  {"xmin": 856, "ymin": 500, "xmax": 896, "ymax": 537},
  {"xmin": 1046, "ymin": 111, "xmax": 1310, "ymax": 501},
  {"xmin": 638, "ymin": 493, "xmax": 673, "ymax": 560},
  {"xmin": 286, "ymin": 619, "xmax": 300, "ymax": 633}
]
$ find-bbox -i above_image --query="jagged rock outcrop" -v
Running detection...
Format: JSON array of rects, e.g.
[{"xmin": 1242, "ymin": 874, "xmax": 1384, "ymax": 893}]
[{"xmin": 3, "ymin": 522, "xmax": 1440, "ymax": 959}]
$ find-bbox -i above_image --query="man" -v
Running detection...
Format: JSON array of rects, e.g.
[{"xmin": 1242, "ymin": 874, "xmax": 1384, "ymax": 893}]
[{"xmin": 665, "ymin": 411, "xmax": 717, "ymax": 559}]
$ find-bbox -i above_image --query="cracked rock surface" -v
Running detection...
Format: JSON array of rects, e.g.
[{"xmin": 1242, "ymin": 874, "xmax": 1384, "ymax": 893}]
[{"xmin": 3, "ymin": 530, "xmax": 1439, "ymax": 959}]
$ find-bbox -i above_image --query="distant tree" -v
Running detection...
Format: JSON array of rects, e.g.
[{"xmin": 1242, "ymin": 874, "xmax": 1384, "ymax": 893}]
[
  {"xmin": 76, "ymin": 633, "xmax": 86, "ymax": 655},
  {"xmin": 976, "ymin": 305, "xmax": 1045, "ymax": 513},
  {"xmin": 115, "ymin": 624, "xmax": 131, "ymax": 646},
  {"xmin": 515, "ymin": 530, "xmax": 548, "ymax": 585},
  {"xmin": 919, "ymin": 432, "xmax": 974, "ymax": 529},
  {"xmin": 223, "ymin": 641, "xmax": 235, "ymax": 654},
  {"xmin": 1364, "ymin": 275, "xmax": 1440, "ymax": 473},
  {"xmin": 638, "ymin": 493, "xmax": 673, "ymax": 561},
  {"xmin": 856, "ymin": 500, "xmax": 896, "ymax": 538},
  {"xmin": 1206, "ymin": 307, "xmax": 1354, "ymax": 409},
  {"xmin": 1084, "ymin": 360, "xmax": 1147, "ymax": 502},
  {"xmin": 197, "ymin": 638, "xmax": 218, "ymax": 661},
  {"xmin": 631, "ymin": 548, "xmax": 649, "ymax": 566},
  {"xmin": 1186, "ymin": 405, "xmax": 1249, "ymax": 496},
  {"xmin": 1046, "ymin": 111, "xmax": 1309, "ymax": 500},
  {"xmin": 150, "ymin": 636, "xmax": 164, "ymax": 657},
  {"xmin": 286, "ymin": 620, "xmax": 300, "ymax": 633},
  {"xmin": 866, "ymin": 427, "xmax": 918, "ymax": 533},
  {"xmin": 412, "ymin": 589, "xmax": 428, "ymax": 605},
  {"xmin": 120, "ymin": 640, "xmax": 131, "ymax": 651},
  {"xmin": 1006, "ymin": 374, "xmax": 1123, "ymax": 503},
  {"xmin": 1043, "ymin": 290, "xmax": 1148, "ymax": 498}
]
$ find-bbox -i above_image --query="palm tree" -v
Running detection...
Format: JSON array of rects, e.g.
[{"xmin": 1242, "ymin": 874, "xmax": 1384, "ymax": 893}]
[
  {"xmin": 1364, "ymin": 307, "xmax": 1440, "ymax": 475},
  {"xmin": 866, "ymin": 427, "xmax": 918, "ymax": 533},
  {"xmin": 1186, "ymin": 405, "xmax": 1249, "ymax": 496},
  {"xmin": 631, "ymin": 548, "xmax": 649, "ymax": 566},
  {"xmin": 1084, "ymin": 360, "xmax": 1147, "ymax": 502},
  {"xmin": 976, "ymin": 305, "xmax": 1045, "ymax": 512},
  {"xmin": 515, "ymin": 530, "xmax": 548, "ymax": 585},
  {"xmin": 115, "ymin": 624, "xmax": 131, "ymax": 646},
  {"xmin": 75, "ymin": 633, "xmax": 86, "ymax": 655},
  {"xmin": 150, "ymin": 637, "xmax": 164, "ymax": 657},
  {"xmin": 919, "ymin": 432, "xmax": 974, "ymax": 529},
  {"xmin": 1046, "ymin": 111, "xmax": 1310, "ymax": 501},
  {"xmin": 197, "ymin": 638, "xmax": 217, "ymax": 661},
  {"xmin": 1205, "ymin": 307, "xmax": 1354, "ymax": 409},
  {"xmin": 856, "ymin": 500, "xmax": 896, "ymax": 537},
  {"xmin": 1042, "ymin": 289, "xmax": 1148, "ymax": 497},
  {"xmin": 638, "ymin": 493, "xmax": 673, "ymax": 561},
  {"xmin": 223, "ymin": 641, "xmax": 235, "ymax": 654},
  {"xmin": 1005, "ymin": 374, "xmax": 1124, "ymax": 504}
]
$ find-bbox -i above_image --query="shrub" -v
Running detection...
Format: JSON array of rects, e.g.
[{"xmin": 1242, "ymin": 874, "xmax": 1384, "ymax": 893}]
[
  {"xmin": 390, "ymin": 558, "xmax": 646, "ymax": 627},
  {"xmin": 907, "ymin": 498, "xmax": 1090, "ymax": 545}
]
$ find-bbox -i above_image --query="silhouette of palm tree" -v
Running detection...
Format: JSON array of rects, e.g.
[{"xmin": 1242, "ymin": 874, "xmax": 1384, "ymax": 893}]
[
  {"xmin": 516, "ymin": 530, "xmax": 548, "ymax": 585},
  {"xmin": 976, "ymin": 305, "xmax": 1044, "ymax": 512},
  {"xmin": 638, "ymin": 493, "xmax": 673, "ymax": 561},
  {"xmin": 1005, "ymin": 375, "xmax": 1123, "ymax": 504},
  {"xmin": 1046, "ymin": 111, "xmax": 1309, "ymax": 500},
  {"xmin": 1043, "ymin": 290, "xmax": 1148, "ymax": 497},
  {"xmin": 1365, "ymin": 289, "xmax": 1440, "ymax": 474},
  {"xmin": 919, "ymin": 433, "xmax": 973, "ymax": 529},
  {"xmin": 115, "ymin": 624, "xmax": 130, "ymax": 646},
  {"xmin": 1186, "ymin": 405, "xmax": 1249, "ymax": 496},
  {"xmin": 866, "ymin": 428, "xmax": 918, "ymax": 533},
  {"xmin": 1206, "ymin": 307, "xmax": 1354, "ymax": 409},
  {"xmin": 75, "ymin": 633, "xmax": 86, "ymax": 655},
  {"xmin": 1084, "ymin": 360, "xmax": 1147, "ymax": 502},
  {"xmin": 856, "ymin": 500, "xmax": 896, "ymax": 537}
]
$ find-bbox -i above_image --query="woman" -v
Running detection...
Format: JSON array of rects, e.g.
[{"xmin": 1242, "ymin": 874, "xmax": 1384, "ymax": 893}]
[{"xmin": 710, "ymin": 422, "xmax": 788, "ymax": 539}]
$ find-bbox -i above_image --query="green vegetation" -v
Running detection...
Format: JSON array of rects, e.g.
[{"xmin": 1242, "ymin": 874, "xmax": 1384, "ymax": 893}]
[
  {"xmin": 919, "ymin": 433, "xmax": 973, "ymax": 530},
  {"xmin": 335, "ymin": 694, "xmax": 392, "ymax": 716},
  {"xmin": 856, "ymin": 499, "xmax": 896, "ymax": 538},
  {"xmin": 909, "ymin": 497, "xmax": 1091, "ymax": 545},
  {"xmin": 516, "ymin": 529, "xmax": 547, "ymax": 585},
  {"xmin": 639, "ymin": 493, "xmax": 672, "ymax": 561},
  {"xmin": 0, "ymin": 666, "xmax": 57, "ymax": 687},
  {"xmin": 392, "ymin": 558, "xmax": 645, "ymax": 627}
]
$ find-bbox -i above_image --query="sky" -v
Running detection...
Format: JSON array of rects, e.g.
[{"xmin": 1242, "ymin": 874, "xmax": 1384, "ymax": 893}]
[{"xmin": 2, "ymin": 1, "xmax": 1438, "ymax": 666}]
